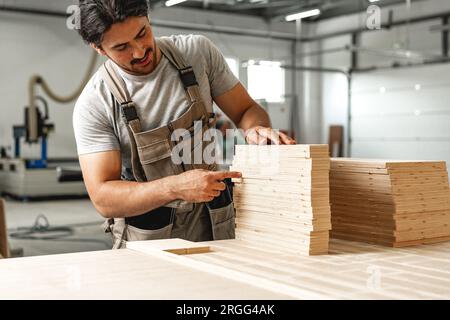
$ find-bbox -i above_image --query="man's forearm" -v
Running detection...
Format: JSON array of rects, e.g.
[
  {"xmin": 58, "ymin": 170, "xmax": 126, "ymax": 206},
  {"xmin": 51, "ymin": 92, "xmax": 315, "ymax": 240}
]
[
  {"xmin": 238, "ymin": 103, "xmax": 272, "ymax": 131},
  {"xmin": 93, "ymin": 176, "xmax": 177, "ymax": 219}
]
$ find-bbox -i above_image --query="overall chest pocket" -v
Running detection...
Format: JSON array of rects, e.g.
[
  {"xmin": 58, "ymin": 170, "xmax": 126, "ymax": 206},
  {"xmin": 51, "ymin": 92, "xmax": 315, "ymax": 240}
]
[{"xmin": 137, "ymin": 138, "xmax": 181, "ymax": 181}]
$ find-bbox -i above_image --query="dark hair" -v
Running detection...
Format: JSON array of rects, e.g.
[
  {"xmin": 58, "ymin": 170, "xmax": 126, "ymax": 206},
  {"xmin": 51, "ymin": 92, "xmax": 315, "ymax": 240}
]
[{"xmin": 78, "ymin": 0, "xmax": 150, "ymax": 47}]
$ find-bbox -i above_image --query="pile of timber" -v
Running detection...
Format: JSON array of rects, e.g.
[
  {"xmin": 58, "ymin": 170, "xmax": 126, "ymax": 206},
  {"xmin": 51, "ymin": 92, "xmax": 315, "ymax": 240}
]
[
  {"xmin": 330, "ymin": 159, "xmax": 450, "ymax": 247},
  {"xmin": 231, "ymin": 145, "xmax": 331, "ymax": 255}
]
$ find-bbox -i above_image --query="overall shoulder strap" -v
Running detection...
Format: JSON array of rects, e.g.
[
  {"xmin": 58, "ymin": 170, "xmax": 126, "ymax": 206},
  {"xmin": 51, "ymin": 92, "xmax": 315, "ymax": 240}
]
[
  {"xmin": 99, "ymin": 61, "xmax": 145, "ymax": 182},
  {"xmin": 156, "ymin": 37, "xmax": 189, "ymax": 70},
  {"xmin": 99, "ymin": 60, "xmax": 141, "ymax": 129},
  {"xmin": 156, "ymin": 37, "xmax": 200, "ymax": 101},
  {"xmin": 99, "ymin": 60, "xmax": 131, "ymax": 105}
]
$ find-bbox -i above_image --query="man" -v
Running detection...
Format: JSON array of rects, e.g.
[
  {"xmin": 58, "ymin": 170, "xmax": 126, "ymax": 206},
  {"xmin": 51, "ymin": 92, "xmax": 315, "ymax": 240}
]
[{"xmin": 73, "ymin": 0, "xmax": 296, "ymax": 248}]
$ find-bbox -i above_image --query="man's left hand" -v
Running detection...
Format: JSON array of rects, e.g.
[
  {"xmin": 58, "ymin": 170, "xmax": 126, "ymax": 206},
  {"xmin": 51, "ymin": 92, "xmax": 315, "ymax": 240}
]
[{"xmin": 245, "ymin": 126, "xmax": 296, "ymax": 145}]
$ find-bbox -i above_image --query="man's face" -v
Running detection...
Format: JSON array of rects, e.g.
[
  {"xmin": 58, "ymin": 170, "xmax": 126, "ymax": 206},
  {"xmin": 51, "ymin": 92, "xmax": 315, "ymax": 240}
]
[{"xmin": 94, "ymin": 16, "xmax": 159, "ymax": 76}]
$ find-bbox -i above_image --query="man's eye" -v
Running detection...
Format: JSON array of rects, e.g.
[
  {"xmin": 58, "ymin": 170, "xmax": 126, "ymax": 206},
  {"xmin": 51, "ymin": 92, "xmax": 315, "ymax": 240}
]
[
  {"xmin": 138, "ymin": 30, "xmax": 146, "ymax": 38},
  {"xmin": 116, "ymin": 45, "xmax": 127, "ymax": 51}
]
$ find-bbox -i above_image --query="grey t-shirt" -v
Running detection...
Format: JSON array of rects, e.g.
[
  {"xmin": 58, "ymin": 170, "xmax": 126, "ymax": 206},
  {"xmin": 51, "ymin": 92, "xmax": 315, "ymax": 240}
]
[{"xmin": 73, "ymin": 34, "xmax": 239, "ymax": 179}]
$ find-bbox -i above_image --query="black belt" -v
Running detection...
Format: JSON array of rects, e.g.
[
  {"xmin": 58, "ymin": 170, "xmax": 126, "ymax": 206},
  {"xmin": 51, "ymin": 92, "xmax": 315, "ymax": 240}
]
[{"xmin": 125, "ymin": 207, "xmax": 173, "ymax": 230}]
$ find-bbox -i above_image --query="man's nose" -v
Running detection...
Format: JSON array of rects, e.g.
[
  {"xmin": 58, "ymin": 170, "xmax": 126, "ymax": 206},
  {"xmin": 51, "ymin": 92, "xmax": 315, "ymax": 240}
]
[{"xmin": 132, "ymin": 42, "xmax": 146, "ymax": 59}]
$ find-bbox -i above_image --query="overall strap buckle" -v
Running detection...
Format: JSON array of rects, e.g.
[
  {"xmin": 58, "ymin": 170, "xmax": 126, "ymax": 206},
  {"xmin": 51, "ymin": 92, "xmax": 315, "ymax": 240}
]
[
  {"xmin": 179, "ymin": 67, "xmax": 198, "ymax": 88},
  {"xmin": 121, "ymin": 102, "xmax": 139, "ymax": 124}
]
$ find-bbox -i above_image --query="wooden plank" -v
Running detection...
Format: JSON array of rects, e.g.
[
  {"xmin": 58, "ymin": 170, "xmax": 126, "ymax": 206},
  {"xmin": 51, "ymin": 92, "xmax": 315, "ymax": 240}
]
[
  {"xmin": 233, "ymin": 144, "xmax": 331, "ymax": 255},
  {"xmin": 230, "ymin": 173, "xmax": 328, "ymax": 185},
  {"xmin": 232, "ymin": 159, "xmax": 331, "ymax": 171},
  {"xmin": 233, "ymin": 195, "xmax": 329, "ymax": 210},
  {"xmin": 235, "ymin": 144, "xmax": 329, "ymax": 159},
  {"xmin": 236, "ymin": 215, "xmax": 331, "ymax": 232},
  {"xmin": 233, "ymin": 202, "xmax": 330, "ymax": 217},
  {"xmin": 0, "ymin": 248, "xmax": 300, "ymax": 299},
  {"xmin": 233, "ymin": 188, "xmax": 330, "ymax": 204},
  {"xmin": 230, "ymin": 165, "xmax": 330, "ymax": 179},
  {"xmin": 329, "ymin": 158, "xmax": 450, "ymax": 247},
  {"xmin": 126, "ymin": 238, "xmax": 210, "ymax": 255},
  {"xmin": 0, "ymin": 199, "xmax": 7, "ymax": 259},
  {"xmin": 235, "ymin": 208, "xmax": 331, "ymax": 225},
  {"xmin": 331, "ymin": 158, "xmax": 446, "ymax": 169},
  {"xmin": 235, "ymin": 230, "xmax": 329, "ymax": 255},
  {"xmin": 234, "ymin": 183, "xmax": 329, "ymax": 198}
]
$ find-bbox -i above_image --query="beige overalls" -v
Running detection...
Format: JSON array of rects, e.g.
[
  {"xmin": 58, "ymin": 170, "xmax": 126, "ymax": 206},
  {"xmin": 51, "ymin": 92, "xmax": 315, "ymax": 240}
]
[{"xmin": 99, "ymin": 37, "xmax": 235, "ymax": 249}]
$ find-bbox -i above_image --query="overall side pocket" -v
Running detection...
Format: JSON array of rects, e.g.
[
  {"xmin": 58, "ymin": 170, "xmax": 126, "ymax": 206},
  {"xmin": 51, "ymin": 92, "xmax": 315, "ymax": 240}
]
[
  {"xmin": 207, "ymin": 202, "xmax": 236, "ymax": 240},
  {"xmin": 125, "ymin": 223, "xmax": 174, "ymax": 241}
]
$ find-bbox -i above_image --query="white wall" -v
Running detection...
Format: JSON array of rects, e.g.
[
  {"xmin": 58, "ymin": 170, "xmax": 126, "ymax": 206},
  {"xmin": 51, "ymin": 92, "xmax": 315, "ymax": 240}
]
[
  {"xmin": 311, "ymin": 0, "xmax": 450, "ymax": 167},
  {"xmin": 351, "ymin": 65, "xmax": 450, "ymax": 165}
]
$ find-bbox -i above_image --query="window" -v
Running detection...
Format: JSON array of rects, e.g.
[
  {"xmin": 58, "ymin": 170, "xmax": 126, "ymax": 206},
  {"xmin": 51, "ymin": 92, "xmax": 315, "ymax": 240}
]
[
  {"xmin": 225, "ymin": 57, "xmax": 239, "ymax": 79},
  {"xmin": 247, "ymin": 60, "xmax": 285, "ymax": 103}
]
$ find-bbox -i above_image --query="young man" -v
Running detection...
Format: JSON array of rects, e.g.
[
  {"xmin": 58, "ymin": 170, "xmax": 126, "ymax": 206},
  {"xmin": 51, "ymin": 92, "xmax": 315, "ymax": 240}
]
[{"xmin": 73, "ymin": 0, "xmax": 296, "ymax": 248}]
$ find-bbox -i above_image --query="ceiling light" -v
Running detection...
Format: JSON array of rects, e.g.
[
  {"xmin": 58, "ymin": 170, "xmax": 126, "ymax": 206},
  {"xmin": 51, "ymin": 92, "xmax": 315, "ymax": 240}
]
[
  {"xmin": 285, "ymin": 9, "xmax": 321, "ymax": 22},
  {"xmin": 165, "ymin": 0, "xmax": 188, "ymax": 7}
]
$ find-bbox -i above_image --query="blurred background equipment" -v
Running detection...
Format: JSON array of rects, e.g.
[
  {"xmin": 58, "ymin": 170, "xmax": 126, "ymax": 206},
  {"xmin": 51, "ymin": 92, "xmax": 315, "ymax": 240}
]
[
  {"xmin": 0, "ymin": 51, "xmax": 98, "ymax": 200},
  {"xmin": 328, "ymin": 125, "xmax": 344, "ymax": 158}
]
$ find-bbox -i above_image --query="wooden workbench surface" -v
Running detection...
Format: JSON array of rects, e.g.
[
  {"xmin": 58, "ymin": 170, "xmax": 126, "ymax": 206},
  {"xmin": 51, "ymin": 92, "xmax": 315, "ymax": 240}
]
[
  {"xmin": 0, "ymin": 248, "xmax": 292, "ymax": 300},
  {"xmin": 1, "ymin": 238, "xmax": 449, "ymax": 299},
  {"xmin": 188, "ymin": 238, "xmax": 450, "ymax": 299}
]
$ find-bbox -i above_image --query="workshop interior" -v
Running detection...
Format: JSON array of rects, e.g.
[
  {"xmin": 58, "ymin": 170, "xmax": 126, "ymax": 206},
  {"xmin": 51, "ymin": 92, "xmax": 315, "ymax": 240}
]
[{"xmin": 1, "ymin": 0, "xmax": 450, "ymax": 301}]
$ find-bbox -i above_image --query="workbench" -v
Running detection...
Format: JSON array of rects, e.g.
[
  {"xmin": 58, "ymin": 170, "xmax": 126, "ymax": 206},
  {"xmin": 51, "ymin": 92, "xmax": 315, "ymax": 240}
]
[{"xmin": 0, "ymin": 238, "xmax": 449, "ymax": 299}]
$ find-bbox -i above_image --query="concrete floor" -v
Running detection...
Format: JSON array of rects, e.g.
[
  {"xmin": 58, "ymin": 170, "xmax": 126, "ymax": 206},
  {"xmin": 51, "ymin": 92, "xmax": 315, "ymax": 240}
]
[{"xmin": 4, "ymin": 198, "xmax": 111, "ymax": 257}]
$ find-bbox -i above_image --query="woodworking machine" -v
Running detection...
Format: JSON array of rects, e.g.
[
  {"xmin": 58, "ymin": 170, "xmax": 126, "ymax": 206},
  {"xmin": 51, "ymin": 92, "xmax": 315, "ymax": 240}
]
[{"xmin": 0, "ymin": 96, "xmax": 86, "ymax": 200}]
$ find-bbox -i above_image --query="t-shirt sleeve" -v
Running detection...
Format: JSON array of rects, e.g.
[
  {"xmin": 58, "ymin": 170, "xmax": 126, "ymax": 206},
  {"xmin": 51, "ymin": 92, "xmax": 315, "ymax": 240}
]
[
  {"xmin": 197, "ymin": 35, "xmax": 240, "ymax": 98},
  {"xmin": 73, "ymin": 89, "xmax": 120, "ymax": 156}
]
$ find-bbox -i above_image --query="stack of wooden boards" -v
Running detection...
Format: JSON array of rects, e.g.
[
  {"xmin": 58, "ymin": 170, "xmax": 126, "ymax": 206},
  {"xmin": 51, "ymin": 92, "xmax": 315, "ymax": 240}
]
[
  {"xmin": 230, "ymin": 145, "xmax": 331, "ymax": 255},
  {"xmin": 330, "ymin": 159, "xmax": 450, "ymax": 247}
]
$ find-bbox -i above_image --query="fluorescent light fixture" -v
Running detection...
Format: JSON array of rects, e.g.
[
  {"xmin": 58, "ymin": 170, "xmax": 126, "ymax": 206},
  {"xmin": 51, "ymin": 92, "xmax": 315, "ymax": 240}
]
[
  {"xmin": 258, "ymin": 60, "xmax": 282, "ymax": 67},
  {"xmin": 368, "ymin": 0, "xmax": 380, "ymax": 3},
  {"xmin": 243, "ymin": 60, "xmax": 282, "ymax": 68},
  {"xmin": 285, "ymin": 9, "xmax": 321, "ymax": 22},
  {"xmin": 165, "ymin": 0, "xmax": 188, "ymax": 7}
]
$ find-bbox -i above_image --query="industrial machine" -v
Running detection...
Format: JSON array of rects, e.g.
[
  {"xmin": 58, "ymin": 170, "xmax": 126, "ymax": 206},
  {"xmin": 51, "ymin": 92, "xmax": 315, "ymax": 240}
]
[
  {"xmin": 0, "ymin": 96, "xmax": 86, "ymax": 200},
  {"xmin": 0, "ymin": 51, "xmax": 98, "ymax": 200}
]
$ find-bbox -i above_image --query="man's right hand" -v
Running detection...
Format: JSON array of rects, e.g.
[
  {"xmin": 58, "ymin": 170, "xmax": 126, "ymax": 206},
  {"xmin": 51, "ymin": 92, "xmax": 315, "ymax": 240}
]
[{"xmin": 169, "ymin": 169, "xmax": 242, "ymax": 203}]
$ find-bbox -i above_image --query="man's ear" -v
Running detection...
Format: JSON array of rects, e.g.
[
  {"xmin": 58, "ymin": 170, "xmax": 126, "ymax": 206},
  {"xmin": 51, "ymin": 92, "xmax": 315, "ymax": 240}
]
[{"xmin": 90, "ymin": 43, "xmax": 106, "ymax": 56}]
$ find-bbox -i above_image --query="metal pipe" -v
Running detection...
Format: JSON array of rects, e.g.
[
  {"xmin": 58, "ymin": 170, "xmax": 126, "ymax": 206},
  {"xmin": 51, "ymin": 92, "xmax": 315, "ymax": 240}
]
[
  {"xmin": 443, "ymin": 16, "xmax": 449, "ymax": 58},
  {"xmin": 280, "ymin": 65, "xmax": 350, "ymax": 78},
  {"xmin": 352, "ymin": 57, "xmax": 450, "ymax": 73},
  {"xmin": 289, "ymin": 41, "xmax": 298, "ymax": 142},
  {"xmin": 347, "ymin": 74, "xmax": 352, "ymax": 157},
  {"xmin": 151, "ymin": 18, "xmax": 298, "ymax": 40},
  {"xmin": 0, "ymin": 6, "xmax": 68, "ymax": 18},
  {"xmin": 3, "ymin": 4, "xmax": 450, "ymax": 42},
  {"xmin": 304, "ymin": 11, "xmax": 450, "ymax": 42},
  {"xmin": 0, "ymin": 5, "xmax": 299, "ymax": 41}
]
